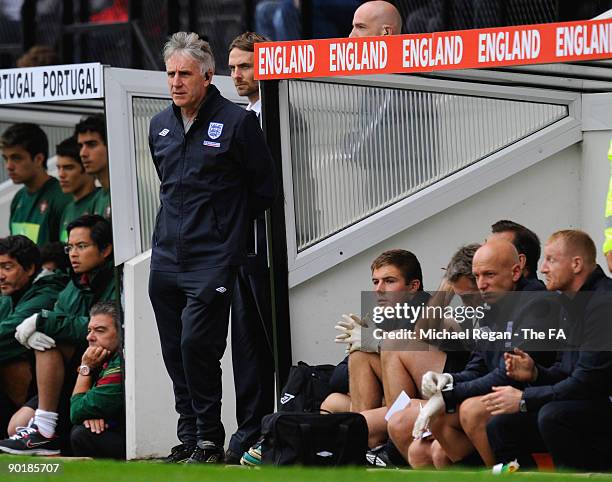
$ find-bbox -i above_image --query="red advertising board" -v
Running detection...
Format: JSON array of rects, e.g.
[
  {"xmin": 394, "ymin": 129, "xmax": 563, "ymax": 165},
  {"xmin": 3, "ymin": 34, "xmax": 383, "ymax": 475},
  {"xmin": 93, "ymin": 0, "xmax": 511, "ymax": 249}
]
[{"xmin": 255, "ymin": 18, "xmax": 612, "ymax": 80}]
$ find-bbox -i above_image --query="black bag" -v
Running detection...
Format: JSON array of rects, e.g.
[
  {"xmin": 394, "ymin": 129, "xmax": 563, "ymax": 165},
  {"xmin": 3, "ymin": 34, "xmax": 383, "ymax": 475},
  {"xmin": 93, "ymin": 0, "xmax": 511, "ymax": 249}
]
[
  {"xmin": 278, "ymin": 362, "xmax": 335, "ymax": 412},
  {"xmin": 261, "ymin": 412, "xmax": 368, "ymax": 466}
]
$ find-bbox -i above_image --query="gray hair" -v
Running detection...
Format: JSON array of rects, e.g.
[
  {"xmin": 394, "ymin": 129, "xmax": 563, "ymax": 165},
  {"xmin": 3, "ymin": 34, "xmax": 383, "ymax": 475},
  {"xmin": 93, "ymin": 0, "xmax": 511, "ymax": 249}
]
[
  {"xmin": 163, "ymin": 32, "xmax": 215, "ymax": 75},
  {"xmin": 446, "ymin": 243, "xmax": 481, "ymax": 283},
  {"xmin": 90, "ymin": 300, "xmax": 122, "ymax": 338}
]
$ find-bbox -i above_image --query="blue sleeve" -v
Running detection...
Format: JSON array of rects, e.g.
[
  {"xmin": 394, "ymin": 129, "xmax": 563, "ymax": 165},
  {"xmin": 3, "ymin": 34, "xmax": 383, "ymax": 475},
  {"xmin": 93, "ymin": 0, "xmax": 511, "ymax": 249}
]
[
  {"xmin": 450, "ymin": 351, "xmax": 488, "ymax": 383},
  {"xmin": 236, "ymin": 111, "xmax": 277, "ymax": 218},
  {"xmin": 523, "ymin": 351, "xmax": 612, "ymax": 411}
]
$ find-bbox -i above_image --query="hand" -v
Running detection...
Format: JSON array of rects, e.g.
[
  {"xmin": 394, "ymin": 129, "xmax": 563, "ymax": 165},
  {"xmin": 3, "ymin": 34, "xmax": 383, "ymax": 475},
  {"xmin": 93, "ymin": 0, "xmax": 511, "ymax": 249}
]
[
  {"xmin": 83, "ymin": 419, "xmax": 107, "ymax": 434},
  {"xmin": 482, "ymin": 386, "xmax": 523, "ymax": 415},
  {"xmin": 421, "ymin": 371, "xmax": 453, "ymax": 399},
  {"xmin": 504, "ymin": 348, "xmax": 536, "ymax": 382},
  {"xmin": 81, "ymin": 346, "xmax": 110, "ymax": 369},
  {"xmin": 15, "ymin": 313, "xmax": 39, "ymax": 346},
  {"xmin": 335, "ymin": 314, "xmax": 374, "ymax": 353},
  {"xmin": 26, "ymin": 331, "xmax": 56, "ymax": 351},
  {"xmin": 412, "ymin": 392, "xmax": 445, "ymax": 439}
]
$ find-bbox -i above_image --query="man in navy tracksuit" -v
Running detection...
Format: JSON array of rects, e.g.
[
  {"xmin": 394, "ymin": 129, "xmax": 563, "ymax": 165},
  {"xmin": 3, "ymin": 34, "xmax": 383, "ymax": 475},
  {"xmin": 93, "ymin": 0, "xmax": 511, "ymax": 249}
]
[
  {"xmin": 148, "ymin": 32, "xmax": 276, "ymax": 464},
  {"xmin": 485, "ymin": 230, "xmax": 612, "ymax": 471},
  {"xmin": 411, "ymin": 240, "xmax": 559, "ymax": 467}
]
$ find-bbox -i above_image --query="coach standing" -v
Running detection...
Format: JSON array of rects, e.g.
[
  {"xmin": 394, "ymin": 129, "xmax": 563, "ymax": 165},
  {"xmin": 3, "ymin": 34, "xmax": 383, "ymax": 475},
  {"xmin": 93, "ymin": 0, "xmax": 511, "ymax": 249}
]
[{"xmin": 148, "ymin": 32, "xmax": 276, "ymax": 464}]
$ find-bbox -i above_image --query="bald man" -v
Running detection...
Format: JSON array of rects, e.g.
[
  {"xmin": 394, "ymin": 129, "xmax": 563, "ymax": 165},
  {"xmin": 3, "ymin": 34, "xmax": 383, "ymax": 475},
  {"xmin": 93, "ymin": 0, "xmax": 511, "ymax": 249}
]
[
  {"xmin": 408, "ymin": 240, "xmax": 560, "ymax": 468},
  {"xmin": 350, "ymin": 0, "xmax": 402, "ymax": 37}
]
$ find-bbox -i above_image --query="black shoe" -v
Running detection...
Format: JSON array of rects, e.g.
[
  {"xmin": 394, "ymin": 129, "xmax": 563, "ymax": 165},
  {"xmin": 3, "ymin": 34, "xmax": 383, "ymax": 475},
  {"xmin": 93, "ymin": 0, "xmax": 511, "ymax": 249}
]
[
  {"xmin": 365, "ymin": 445, "xmax": 398, "ymax": 469},
  {"xmin": 0, "ymin": 423, "xmax": 60, "ymax": 456},
  {"xmin": 164, "ymin": 443, "xmax": 195, "ymax": 463},
  {"xmin": 224, "ymin": 448, "xmax": 242, "ymax": 465},
  {"xmin": 185, "ymin": 440, "xmax": 224, "ymax": 464}
]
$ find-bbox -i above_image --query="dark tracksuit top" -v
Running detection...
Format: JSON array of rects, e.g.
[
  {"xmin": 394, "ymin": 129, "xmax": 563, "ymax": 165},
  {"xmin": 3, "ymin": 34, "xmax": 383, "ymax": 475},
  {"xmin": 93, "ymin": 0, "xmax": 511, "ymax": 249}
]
[
  {"xmin": 35, "ymin": 260, "xmax": 116, "ymax": 345},
  {"xmin": 522, "ymin": 265, "xmax": 612, "ymax": 411},
  {"xmin": 148, "ymin": 84, "xmax": 277, "ymax": 272},
  {"xmin": 442, "ymin": 277, "xmax": 559, "ymax": 412},
  {"xmin": 0, "ymin": 270, "xmax": 68, "ymax": 363}
]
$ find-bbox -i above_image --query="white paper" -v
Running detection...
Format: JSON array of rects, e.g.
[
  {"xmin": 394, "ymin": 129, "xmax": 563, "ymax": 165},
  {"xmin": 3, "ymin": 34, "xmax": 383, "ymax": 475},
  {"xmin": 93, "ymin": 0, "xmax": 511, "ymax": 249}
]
[{"xmin": 385, "ymin": 390, "xmax": 411, "ymax": 421}]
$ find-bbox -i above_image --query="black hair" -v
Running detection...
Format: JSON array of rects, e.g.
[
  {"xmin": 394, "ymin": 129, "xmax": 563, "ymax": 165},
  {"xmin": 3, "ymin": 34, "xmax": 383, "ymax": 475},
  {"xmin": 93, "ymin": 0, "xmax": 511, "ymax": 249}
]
[
  {"xmin": 491, "ymin": 220, "xmax": 541, "ymax": 279},
  {"xmin": 40, "ymin": 242, "xmax": 71, "ymax": 271},
  {"xmin": 66, "ymin": 214, "xmax": 113, "ymax": 252},
  {"xmin": 56, "ymin": 136, "xmax": 82, "ymax": 166},
  {"xmin": 74, "ymin": 115, "xmax": 107, "ymax": 145},
  {"xmin": 0, "ymin": 123, "xmax": 49, "ymax": 169},
  {"xmin": 0, "ymin": 235, "xmax": 41, "ymax": 274}
]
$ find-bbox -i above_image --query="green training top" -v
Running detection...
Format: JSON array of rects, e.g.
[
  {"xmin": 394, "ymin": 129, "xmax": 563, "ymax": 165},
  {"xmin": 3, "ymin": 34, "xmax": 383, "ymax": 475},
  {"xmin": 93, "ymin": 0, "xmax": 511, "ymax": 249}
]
[
  {"xmin": 92, "ymin": 187, "xmax": 111, "ymax": 220},
  {"xmin": 10, "ymin": 177, "xmax": 71, "ymax": 246},
  {"xmin": 59, "ymin": 188, "xmax": 100, "ymax": 242},
  {"xmin": 0, "ymin": 269, "xmax": 68, "ymax": 364},
  {"xmin": 36, "ymin": 259, "xmax": 116, "ymax": 345},
  {"xmin": 70, "ymin": 352, "xmax": 123, "ymax": 425}
]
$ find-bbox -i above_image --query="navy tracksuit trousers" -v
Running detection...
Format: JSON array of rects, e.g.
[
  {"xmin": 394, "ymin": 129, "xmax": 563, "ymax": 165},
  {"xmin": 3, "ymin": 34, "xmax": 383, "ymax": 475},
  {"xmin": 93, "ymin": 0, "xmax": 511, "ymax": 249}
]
[{"xmin": 149, "ymin": 267, "xmax": 236, "ymax": 446}]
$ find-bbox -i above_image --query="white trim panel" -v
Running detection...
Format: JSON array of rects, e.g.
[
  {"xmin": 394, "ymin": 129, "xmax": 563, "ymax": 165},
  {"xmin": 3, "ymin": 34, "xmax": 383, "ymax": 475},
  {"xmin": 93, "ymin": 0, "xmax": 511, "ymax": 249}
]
[{"xmin": 582, "ymin": 93, "xmax": 612, "ymax": 131}]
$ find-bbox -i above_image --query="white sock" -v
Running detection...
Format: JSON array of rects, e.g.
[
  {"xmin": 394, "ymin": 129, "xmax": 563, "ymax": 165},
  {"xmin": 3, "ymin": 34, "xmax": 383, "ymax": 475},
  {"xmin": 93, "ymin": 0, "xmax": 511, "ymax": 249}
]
[{"xmin": 34, "ymin": 409, "xmax": 58, "ymax": 438}]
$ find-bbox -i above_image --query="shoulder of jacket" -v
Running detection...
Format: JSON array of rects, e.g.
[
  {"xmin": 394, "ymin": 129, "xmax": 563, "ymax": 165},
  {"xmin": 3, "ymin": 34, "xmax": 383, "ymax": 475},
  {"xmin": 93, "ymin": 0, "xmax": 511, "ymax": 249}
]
[{"xmin": 150, "ymin": 105, "xmax": 174, "ymax": 125}]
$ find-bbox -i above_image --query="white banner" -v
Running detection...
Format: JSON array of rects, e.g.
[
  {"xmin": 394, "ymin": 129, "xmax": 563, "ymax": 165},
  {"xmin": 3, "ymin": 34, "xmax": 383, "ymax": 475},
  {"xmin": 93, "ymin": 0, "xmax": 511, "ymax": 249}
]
[{"xmin": 0, "ymin": 63, "xmax": 103, "ymax": 104}]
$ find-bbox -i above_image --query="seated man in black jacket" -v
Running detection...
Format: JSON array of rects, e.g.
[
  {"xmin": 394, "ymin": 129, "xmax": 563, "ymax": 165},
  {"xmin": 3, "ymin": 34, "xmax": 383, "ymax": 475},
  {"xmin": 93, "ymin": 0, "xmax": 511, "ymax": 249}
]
[
  {"xmin": 485, "ymin": 229, "xmax": 612, "ymax": 471},
  {"xmin": 410, "ymin": 239, "xmax": 559, "ymax": 467}
]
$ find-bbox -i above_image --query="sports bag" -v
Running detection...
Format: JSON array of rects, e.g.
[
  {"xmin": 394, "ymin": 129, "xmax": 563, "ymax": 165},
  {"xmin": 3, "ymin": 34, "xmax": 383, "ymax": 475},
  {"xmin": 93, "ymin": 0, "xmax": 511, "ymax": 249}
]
[
  {"xmin": 278, "ymin": 362, "xmax": 335, "ymax": 412},
  {"xmin": 261, "ymin": 411, "xmax": 368, "ymax": 466}
]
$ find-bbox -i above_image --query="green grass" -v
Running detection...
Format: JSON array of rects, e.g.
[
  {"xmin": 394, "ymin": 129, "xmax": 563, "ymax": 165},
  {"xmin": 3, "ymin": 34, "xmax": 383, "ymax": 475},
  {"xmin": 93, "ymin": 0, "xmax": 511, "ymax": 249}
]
[{"xmin": 1, "ymin": 456, "xmax": 612, "ymax": 482}]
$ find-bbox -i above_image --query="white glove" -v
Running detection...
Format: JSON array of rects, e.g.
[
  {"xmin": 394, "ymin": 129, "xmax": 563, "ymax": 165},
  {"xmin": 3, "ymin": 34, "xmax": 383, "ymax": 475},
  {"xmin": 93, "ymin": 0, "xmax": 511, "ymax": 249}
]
[
  {"xmin": 15, "ymin": 313, "xmax": 39, "ymax": 346},
  {"xmin": 334, "ymin": 314, "xmax": 375, "ymax": 354},
  {"xmin": 412, "ymin": 392, "xmax": 446, "ymax": 439},
  {"xmin": 421, "ymin": 371, "xmax": 453, "ymax": 399},
  {"xmin": 26, "ymin": 331, "xmax": 56, "ymax": 351}
]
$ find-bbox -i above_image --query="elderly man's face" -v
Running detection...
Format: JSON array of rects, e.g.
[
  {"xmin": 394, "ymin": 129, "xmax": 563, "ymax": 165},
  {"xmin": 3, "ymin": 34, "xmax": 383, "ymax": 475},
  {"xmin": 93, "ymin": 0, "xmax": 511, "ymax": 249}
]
[
  {"xmin": 166, "ymin": 53, "xmax": 211, "ymax": 112},
  {"xmin": 86, "ymin": 313, "xmax": 120, "ymax": 353}
]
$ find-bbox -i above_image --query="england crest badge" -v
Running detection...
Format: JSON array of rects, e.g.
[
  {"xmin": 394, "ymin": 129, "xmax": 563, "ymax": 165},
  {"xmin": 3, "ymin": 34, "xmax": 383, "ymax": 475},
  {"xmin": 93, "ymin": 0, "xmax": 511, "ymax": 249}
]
[{"xmin": 208, "ymin": 122, "xmax": 223, "ymax": 139}]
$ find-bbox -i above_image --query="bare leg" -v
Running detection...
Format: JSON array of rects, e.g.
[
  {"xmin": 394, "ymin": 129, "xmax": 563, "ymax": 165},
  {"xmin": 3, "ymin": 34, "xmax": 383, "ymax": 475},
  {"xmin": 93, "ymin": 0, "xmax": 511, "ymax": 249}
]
[
  {"xmin": 459, "ymin": 396, "xmax": 495, "ymax": 466},
  {"xmin": 0, "ymin": 360, "xmax": 32, "ymax": 406},
  {"xmin": 320, "ymin": 393, "xmax": 350, "ymax": 413},
  {"xmin": 7, "ymin": 407, "xmax": 35, "ymax": 436},
  {"xmin": 431, "ymin": 440, "xmax": 452, "ymax": 468},
  {"xmin": 36, "ymin": 345, "xmax": 75, "ymax": 412},
  {"xmin": 430, "ymin": 412, "xmax": 475, "ymax": 463},
  {"xmin": 362, "ymin": 406, "xmax": 388, "ymax": 447},
  {"xmin": 407, "ymin": 439, "xmax": 434, "ymax": 468},
  {"xmin": 348, "ymin": 352, "xmax": 382, "ymax": 412},
  {"xmin": 381, "ymin": 350, "xmax": 446, "ymax": 404},
  {"xmin": 386, "ymin": 400, "xmax": 425, "ymax": 462}
]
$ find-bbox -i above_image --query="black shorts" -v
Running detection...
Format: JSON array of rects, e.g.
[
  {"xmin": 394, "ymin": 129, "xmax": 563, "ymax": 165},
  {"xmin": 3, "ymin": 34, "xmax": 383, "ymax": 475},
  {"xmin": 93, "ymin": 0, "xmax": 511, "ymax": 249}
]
[{"xmin": 443, "ymin": 350, "xmax": 471, "ymax": 373}]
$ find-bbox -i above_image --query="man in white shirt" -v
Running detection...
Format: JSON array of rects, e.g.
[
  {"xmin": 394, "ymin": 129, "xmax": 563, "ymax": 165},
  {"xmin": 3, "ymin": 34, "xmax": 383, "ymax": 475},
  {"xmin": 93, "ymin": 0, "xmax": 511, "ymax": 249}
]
[
  {"xmin": 228, "ymin": 32, "xmax": 267, "ymax": 117},
  {"xmin": 226, "ymin": 31, "xmax": 275, "ymax": 465}
]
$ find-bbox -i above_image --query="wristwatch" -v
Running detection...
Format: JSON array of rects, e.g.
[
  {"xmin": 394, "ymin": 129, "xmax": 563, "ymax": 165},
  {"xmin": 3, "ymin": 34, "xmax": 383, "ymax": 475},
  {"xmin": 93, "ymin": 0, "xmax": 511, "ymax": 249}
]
[
  {"xmin": 78, "ymin": 364, "xmax": 91, "ymax": 376},
  {"xmin": 519, "ymin": 398, "xmax": 527, "ymax": 413}
]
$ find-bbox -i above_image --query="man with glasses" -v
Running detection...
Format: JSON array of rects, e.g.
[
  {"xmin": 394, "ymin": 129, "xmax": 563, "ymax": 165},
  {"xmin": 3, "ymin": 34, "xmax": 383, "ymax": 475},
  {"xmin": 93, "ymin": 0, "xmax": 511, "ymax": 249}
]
[{"xmin": 0, "ymin": 214, "xmax": 115, "ymax": 455}]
